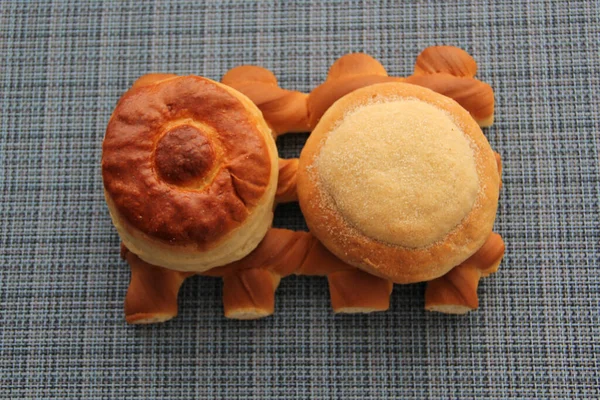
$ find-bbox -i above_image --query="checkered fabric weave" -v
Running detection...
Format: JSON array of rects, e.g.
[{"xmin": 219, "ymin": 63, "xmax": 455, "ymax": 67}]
[{"xmin": 1, "ymin": 1, "xmax": 599, "ymax": 398}]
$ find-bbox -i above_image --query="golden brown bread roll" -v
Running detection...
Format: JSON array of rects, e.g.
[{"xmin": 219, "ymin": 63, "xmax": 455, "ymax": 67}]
[
  {"xmin": 122, "ymin": 227, "xmax": 504, "ymax": 322},
  {"xmin": 102, "ymin": 74, "xmax": 279, "ymax": 272},
  {"xmin": 221, "ymin": 47, "xmax": 494, "ymax": 135},
  {"xmin": 123, "ymin": 228, "xmax": 393, "ymax": 322},
  {"xmin": 297, "ymin": 82, "xmax": 501, "ymax": 284}
]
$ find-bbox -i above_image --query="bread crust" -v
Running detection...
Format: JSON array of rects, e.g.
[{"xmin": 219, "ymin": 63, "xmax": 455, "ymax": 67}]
[
  {"xmin": 306, "ymin": 51, "xmax": 495, "ymax": 129},
  {"xmin": 297, "ymin": 82, "xmax": 500, "ymax": 283}
]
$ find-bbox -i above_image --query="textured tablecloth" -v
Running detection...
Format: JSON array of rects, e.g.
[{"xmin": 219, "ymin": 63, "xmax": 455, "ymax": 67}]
[{"xmin": 1, "ymin": 1, "xmax": 599, "ymax": 398}]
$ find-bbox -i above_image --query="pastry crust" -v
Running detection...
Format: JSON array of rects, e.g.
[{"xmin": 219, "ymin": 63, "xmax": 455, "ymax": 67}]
[
  {"xmin": 102, "ymin": 75, "xmax": 279, "ymax": 272},
  {"xmin": 221, "ymin": 66, "xmax": 309, "ymax": 135},
  {"xmin": 306, "ymin": 50, "xmax": 495, "ymax": 129},
  {"xmin": 221, "ymin": 47, "xmax": 495, "ymax": 136},
  {"xmin": 297, "ymin": 82, "xmax": 500, "ymax": 283}
]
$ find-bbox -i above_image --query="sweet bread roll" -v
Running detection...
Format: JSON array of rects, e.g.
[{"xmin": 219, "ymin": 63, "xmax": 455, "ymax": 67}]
[
  {"xmin": 102, "ymin": 75, "xmax": 279, "ymax": 272},
  {"xmin": 297, "ymin": 82, "xmax": 500, "ymax": 283}
]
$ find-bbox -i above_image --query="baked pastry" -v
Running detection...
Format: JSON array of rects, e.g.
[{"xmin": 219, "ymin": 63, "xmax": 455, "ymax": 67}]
[
  {"xmin": 122, "ymin": 228, "xmax": 392, "ymax": 323},
  {"xmin": 424, "ymin": 232, "xmax": 504, "ymax": 314},
  {"xmin": 102, "ymin": 74, "xmax": 279, "ymax": 272},
  {"xmin": 308, "ymin": 47, "xmax": 495, "ymax": 129},
  {"xmin": 104, "ymin": 46, "xmax": 504, "ymax": 322},
  {"xmin": 221, "ymin": 46, "xmax": 495, "ymax": 136},
  {"xmin": 297, "ymin": 82, "xmax": 502, "ymax": 284},
  {"xmin": 221, "ymin": 66, "xmax": 309, "ymax": 135}
]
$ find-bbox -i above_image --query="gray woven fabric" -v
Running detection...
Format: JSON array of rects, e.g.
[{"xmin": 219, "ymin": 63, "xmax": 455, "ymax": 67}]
[{"xmin": 1, "ymin": 0, "xmax": 599, "ymax": 398}]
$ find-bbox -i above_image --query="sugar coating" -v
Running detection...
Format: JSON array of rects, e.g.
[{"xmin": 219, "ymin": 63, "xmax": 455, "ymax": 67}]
[{"xmin": 316, "ymin": 100, "xmax": 479, "ymax": 248}]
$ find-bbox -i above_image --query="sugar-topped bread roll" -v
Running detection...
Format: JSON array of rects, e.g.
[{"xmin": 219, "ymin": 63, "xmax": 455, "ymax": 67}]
[
  {"xmin": 102, "ymin": 75, "xmax": 278, "ymax": 272},
  {"xmin": 297, "ymin": 82, "xmax": 500, "ymax": 283}
]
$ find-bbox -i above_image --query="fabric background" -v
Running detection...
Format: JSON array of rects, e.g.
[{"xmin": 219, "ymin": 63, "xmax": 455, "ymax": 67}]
[{"xmin": 1, "ymin": 1, "xmax": 599, "ymax": 398}]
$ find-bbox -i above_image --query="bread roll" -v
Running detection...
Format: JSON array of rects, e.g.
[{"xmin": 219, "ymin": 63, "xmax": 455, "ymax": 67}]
[
  {"xmin": 102, "ymin": 75, "xmax": 279, "ymax": 272},
  {"xmin": 297, "ymin": 82, "xmax": 500, "ymax": 283}
]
